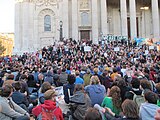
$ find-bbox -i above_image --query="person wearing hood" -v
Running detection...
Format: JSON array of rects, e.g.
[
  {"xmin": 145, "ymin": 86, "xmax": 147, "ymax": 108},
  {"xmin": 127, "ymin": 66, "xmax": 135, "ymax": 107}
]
[
  {"xmin": 70, "ymin": 84, "xmax": 91, "ymax": 120},
  {"xmin": 85, "ymin": 76, "xmax": 106, "ymax": 106},
  {"xmin": 139, "ymin": 90, "xmax": 160, "ymax": 120},
  {"xmin": 32, "ymin": 89, "xmax": 63, "ymax": 120}
]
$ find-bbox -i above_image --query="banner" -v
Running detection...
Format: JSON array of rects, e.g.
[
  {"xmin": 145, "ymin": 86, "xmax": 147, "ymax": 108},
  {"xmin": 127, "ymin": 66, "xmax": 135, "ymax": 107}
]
[
  {"xmin": 84, "ymin": 46, "xmax": 91, "ymax": 52},
  {"xmin": 103, "ymin": 35, "xmax": 128, "ymax": 41},
  {"xmin": 149, "ymin": 46, "xmax": 154, "ymax": 50},
  {"xmin": 114, "ymin": 47, "xmax": 120, "ymax": 51}
]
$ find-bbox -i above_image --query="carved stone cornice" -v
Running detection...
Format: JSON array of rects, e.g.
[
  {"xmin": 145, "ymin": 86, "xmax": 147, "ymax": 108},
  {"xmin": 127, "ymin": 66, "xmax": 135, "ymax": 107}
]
[{"xmin": 33, "ymin": 0, "xmax": 62, "ymax": 6}]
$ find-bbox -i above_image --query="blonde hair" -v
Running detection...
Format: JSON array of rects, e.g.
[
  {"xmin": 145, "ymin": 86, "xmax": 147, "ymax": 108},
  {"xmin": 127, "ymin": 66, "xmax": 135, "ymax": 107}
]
[{"xmin": 90, "ymin": 76, "xmax": 100, "ymax": 85}]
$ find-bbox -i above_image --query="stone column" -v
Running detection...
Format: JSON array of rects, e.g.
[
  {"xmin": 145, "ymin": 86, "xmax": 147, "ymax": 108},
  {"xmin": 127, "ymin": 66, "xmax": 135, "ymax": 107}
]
[
  {"xmin": 22, "ymin": 1, "xmax": 29, "ymax": 52},
  {"xmin": 14, "ymin": 2, "xmax": 21, "ymax": 54},
  {"xmin": 129, "ymin": 0, "xmax": 137, "ymax": 40},
  {"xmin": 100, "ymin": 0, "xmax": 108, "ymax": 35},
  {"xmin": 120, "ymin": 0, "xmax": 128, "ymax": 37},
  {"xmin": 72, "ymin": 0, "xmax": 78, "ymax": 41},
  {"xmin": 63, "ymin": 0, "xmax": 69, "ymax": 39},
  {"xmin": 152, "ymin": 0, "xmax": 160, "ymax": 39},
  {"xmin": 92, "ymin": 0, "xmax": 98, "ymax": 44}
]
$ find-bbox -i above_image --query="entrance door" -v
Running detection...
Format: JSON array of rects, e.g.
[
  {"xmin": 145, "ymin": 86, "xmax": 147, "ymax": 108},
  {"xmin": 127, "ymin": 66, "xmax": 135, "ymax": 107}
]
[{"xmin": 80, "ymin": 30, "xmax": 90, "ymax": 41}]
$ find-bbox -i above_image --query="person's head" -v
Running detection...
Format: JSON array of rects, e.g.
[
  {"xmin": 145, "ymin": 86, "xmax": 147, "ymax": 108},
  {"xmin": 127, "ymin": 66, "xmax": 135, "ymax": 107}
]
[
  {"xmin": 85, "ymin": 108, "xmax": 102, "ymax": 120},
  {"xmin": 13, "ymin": 81, "xmax": 21, "ymax": 91},
  {"xmin": 144, "ymin": 90, "xmax": 158, "ymax": 104},
  {"xmin": 131, "ymin": 78, "xmax": 140, "ymax": 89},
  {"xmin": 41, "ymin": 82, "xmax": 52, "ymax": 93},
  {"xmin": 156, "ymin": 83, "xmax": 160, "ymax": 94},
  {"xmin": 20, "ymin": 74, "xmax": 28, "ymax": 81},
  {"xmin": 86, "ymin": 69, "xmax": 91, "ymax": 74},
  {"xmin": 0, "ymin": 84, "xmax": 13, "ymax": 97},
  {"xmin": 44, "ymin": 89, "xmax": 57, "ymax": 101},
  {"xmin": 75, "ymin": 70, "xmax": 80, "ymax": 76},
  {"xmin": 140, "ymin": 79, "xmax": 151, "ymax": 90},
  {"xmin": 67, "ymin": 74, "xmax": 76, "ymax": 84},
  {"xmin": 109, "ymin": 86, "xmax": 121, "ymax": 109},
  {"xmin": 113, "ymin": 67, "xmax": 117, "ymax": 73},
  {"xmin": 7, "ymin": 74, "xmax": 14, "ymax": 80},
  {"xmin": 38, "ymin": 73, "xmax": 44, "ymax": 81},
  {"xmin": 28, "ymin": 74, "xmax": 34, "ymax": 81},
  {"xmin": 74, "ymin": 84, "xmax": 84, "ymax": 93},
  {"xmin": 62, "ymin": 67, "xmax": 66, "ymax": 72},
  {"xmin": 93, "ymin": 68, "xmax": 98, "ymax": 74},
  {"xmin": 122, "ymin": 99, "xmax": 139, "ymax": 119},
  {"xmin": 90, "ymin": 76, "xmax": 100, "ymax": 85}
]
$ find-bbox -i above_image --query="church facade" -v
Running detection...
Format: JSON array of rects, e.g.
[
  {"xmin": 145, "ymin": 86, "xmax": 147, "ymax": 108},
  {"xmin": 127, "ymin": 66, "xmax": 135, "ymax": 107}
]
[{"xmin": 14, "ymin": 0, "xmax": 160, "ymax": 54}]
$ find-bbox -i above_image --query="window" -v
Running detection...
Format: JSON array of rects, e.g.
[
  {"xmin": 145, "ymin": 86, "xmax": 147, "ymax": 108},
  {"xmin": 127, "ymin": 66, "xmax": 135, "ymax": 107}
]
[
  {"xmin": 44, "ymin": 15, "xmax": 51, "ymax": 31},
  {"xmin": 81, "ymin": 12, "xmax": 89, "ymax": 26}
]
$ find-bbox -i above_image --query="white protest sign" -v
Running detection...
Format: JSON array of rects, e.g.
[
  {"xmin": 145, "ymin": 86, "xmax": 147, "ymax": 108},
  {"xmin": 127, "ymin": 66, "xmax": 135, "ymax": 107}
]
[
  {"xmin": 114, "ymin": 47, "xmax": 120, "ymax": 51},
  {"xmin": 104, "ymin": 53, "xmax": 108, "ymax": 57},
  {"xmin": 145, "ymin": 50, "xmax": 149, "ymax": 55},
  {"xmin": 84, "ymin": 46, "xmax": 91, "ymax": 52},
  {"xmin": 149, "ymin": 46, "xmax": 154, "ymax": 50}
]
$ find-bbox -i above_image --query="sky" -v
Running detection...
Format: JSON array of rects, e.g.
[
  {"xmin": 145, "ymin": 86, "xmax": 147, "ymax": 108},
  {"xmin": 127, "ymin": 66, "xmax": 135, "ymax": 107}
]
[{"xmin": 0, "ymin": 0, "xmax": 15, "ymax": 33}]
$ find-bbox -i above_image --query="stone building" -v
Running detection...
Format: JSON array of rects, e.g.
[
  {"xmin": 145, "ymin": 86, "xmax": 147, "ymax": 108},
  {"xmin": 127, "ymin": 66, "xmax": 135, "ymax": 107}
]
[
  {"xmin": 14, "ymin": 0, "xmax": 160, "ymax": 54},
  {"xmin": 0, "ymin": 33, "xmax": 14, "ymax": 56}
]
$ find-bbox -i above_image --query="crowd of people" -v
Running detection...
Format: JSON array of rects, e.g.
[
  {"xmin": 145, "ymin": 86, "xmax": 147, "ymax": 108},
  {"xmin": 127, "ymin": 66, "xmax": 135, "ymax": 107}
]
[{"xmin": 0, "ymin": 38, "xmax": 160, "ymax": 120}]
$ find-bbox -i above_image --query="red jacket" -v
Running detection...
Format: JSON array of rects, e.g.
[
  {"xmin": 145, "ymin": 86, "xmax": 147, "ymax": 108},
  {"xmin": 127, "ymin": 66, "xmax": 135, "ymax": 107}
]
[{"xmin": 32, "ymin": 100, "xmax": 64, "ymax": 120}]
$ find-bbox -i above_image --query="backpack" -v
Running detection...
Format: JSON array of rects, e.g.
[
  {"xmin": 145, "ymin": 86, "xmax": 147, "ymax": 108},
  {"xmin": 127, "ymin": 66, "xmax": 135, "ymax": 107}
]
[
  {"xmin": 129, "ymin": 91, "xmax": 145, "ymax": 108},
  {"xmin": 37, "ymin": 107, "xmax": 57, "ymax": 120}
]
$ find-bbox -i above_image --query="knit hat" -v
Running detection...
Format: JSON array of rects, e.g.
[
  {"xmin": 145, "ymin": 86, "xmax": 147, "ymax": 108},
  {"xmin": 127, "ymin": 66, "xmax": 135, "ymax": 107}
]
[{"xmin": 44, "ymin": 89, "xmax": 57, "ymax": 100}]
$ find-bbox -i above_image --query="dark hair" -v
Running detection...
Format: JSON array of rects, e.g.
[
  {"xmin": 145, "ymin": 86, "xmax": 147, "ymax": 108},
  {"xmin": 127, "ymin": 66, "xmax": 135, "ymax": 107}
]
[
  {"xmin": 122, "ymin": 99, "xmax": 139, "ymax": 119},
  {"xmin": 28, "ymin": 74, "xmax": 34, "ymax": 81},
  {"xmin": 124, "ymin": 91, "xmax": 134, "ymax": 100},
  {"xmin": 140, "ymin": 80, "xmax": 151, "ymax": 90},
  {"xmin": 156, "ymin": 83, "xmax": 160, "ymax": 94},
  {"xmin": 113, "ymin": 68, "xmax": 117, "ymax": 73},
  {"xmin": 13, "ymin": 82, "xmax": 21, "ymax": 91},
  {"xmin": 41, "ymin": 82, "xmax": 52, "ymax": 93},
  {"xmin": 144, "ymin": 91, "xmax": 158, "ymax": 104},
  {"xmin": 1, "ymin": 84, "xmax": 13, "ymax": 97},
  {"xmin": 85, "ymin": 108, "xmax": 102, "ymax": 120},
  {"xmin": 67, "ymin": 74, "xmax": 76, "ymax": 84},
  {"xmin": 131, "ymin": 78, "xmax": 140, "ymax": 89},
  {"xmin": 62, "ymin": 68, "xmax": 66, "ymax": 72},
  {"xmin": 143, "ymin": 67, "xmax": 149, "ymax": 74},
  {"xmin": 7, "ymin": 74, "xmax": 14, "ymax": 80},
  {"xmin": 20, "ymin": 74, "xmax": 27, "ymax": 80},
  {"xmin": 53, "ymin": 69, "xmax": 57, "ymax": 74}
]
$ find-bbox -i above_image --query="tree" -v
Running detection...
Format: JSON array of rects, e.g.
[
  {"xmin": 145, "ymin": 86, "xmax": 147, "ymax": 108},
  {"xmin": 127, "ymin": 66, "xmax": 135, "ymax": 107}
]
[{"xmin": 0, "ymin": 41, "xmax": 6, "ymax": 55}]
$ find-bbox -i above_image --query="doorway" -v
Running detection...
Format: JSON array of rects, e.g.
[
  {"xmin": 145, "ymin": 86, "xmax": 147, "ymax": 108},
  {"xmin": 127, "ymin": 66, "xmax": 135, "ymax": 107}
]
[
  {"xmin": 80, "ymin": 30, "xmax": 90, "ymax": 41},
  {"xmin": 127, "ymin": 17, "xmax": 139, "ymax": 39}
]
